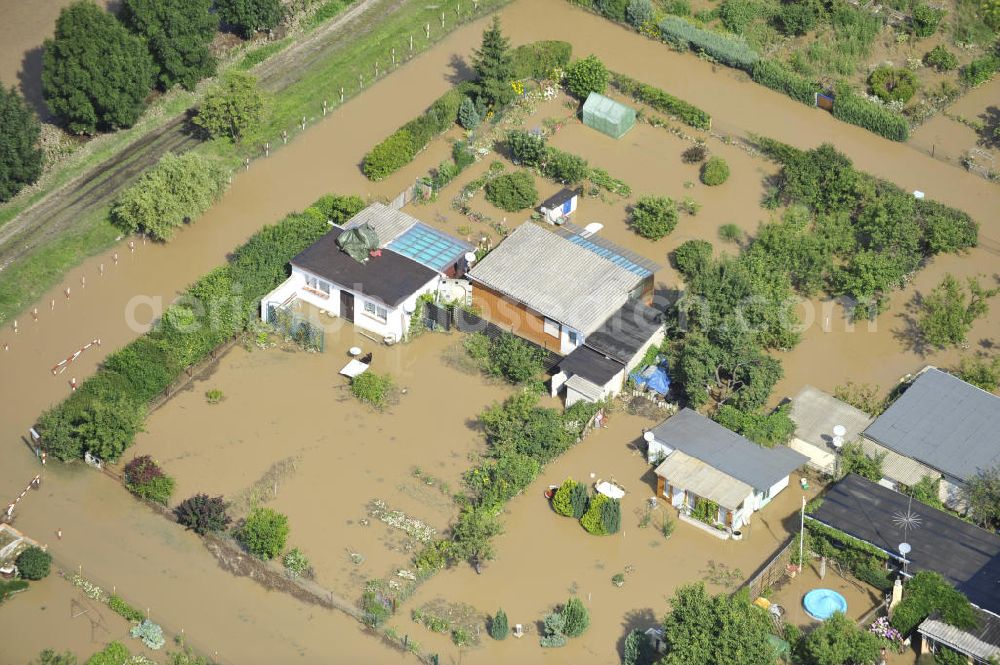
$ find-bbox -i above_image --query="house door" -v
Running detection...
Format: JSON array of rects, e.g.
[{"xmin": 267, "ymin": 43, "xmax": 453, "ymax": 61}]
[{"xmin": 340, "ymin": 291, "xmax": 354, "ymax": 322}]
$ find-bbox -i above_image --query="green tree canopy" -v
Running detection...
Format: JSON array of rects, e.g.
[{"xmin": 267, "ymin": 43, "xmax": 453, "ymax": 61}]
[
  {"xmin": 962, "ymin": 464, "xmax": 1000, "ymax": 529},
  {"xmin": 472, "ymin": 16, "xmax": 516, "ymax": 108},
  {"xmin": 449, "ymin": 504, "xmax": 503, "ymax": 566},
  {"xmin": 237, "ymin": 506, "xmax": 289, "ymax": 560},
  {"xmin": 42, "ymin": 1, "xmax": 156, "ymax": 134},
  {"xmin": 194, "ymin": 71, "xmax": 267, "ymax": 142},
  {"xmin": 917, "ymin": 274, "xmax": 999, "ymax": 349},
  {"xmin": 215, "ymin": 0, "xmax": 284, "ymax": 39},
  {"xmin": 891, "ymin": 571, "xmax": 977, "ymax": 636},
  {"xmin": 0, "ymin": 86, "xmax": 44, "ymax": 202},
  {"xmin": 631, "ymin": 196, "xmax": 678, "ymax": 239},
  {"xmin": 798, "ymin": 612, "xmax": 883, "ymax": 665},
  {"xmin": 119, "ymin": 0, "xmax": 218, "ymax": 90},
  {"xmin": 660, "ymin": 583, "xmax": 776, "ymax": 665}
]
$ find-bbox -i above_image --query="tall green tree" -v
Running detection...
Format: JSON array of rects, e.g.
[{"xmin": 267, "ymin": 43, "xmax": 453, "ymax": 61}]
[
  {"xmin": 962, "ymin": 464, "xmax": 1000, "ymax": 529},
  {"xmin": 215, "ymin": 0, "xmax": 284, "ymax": 39},
  {"xmin": 449, "ymin": 504, "xmax": 503, "ymax": 569},
  {"xmin": 42, "ymin": 1, "xmax": 156, "ymax": 134},
  {"xmin": 798, "ymin": 612, "xmax": 883, "ymax": 665},
  {"xmin": 917, "ymin": 274, "xmax": 999, "ymax": 349},
  {"xmin": 193, "ymin": 71, "xmax": 267, "ymax": 142},
  {"xmin": 0, "ymin": 86, "xmax": 44, "ymax": 202},
  {"xmin": 472, "ymin": 16, "xmax": 516, "ymax": 108},
  {"xmin": 660, "ymin": 584, "xmax": 776, "ymax": 665},
  {"xmin": 119, "ymin": 0, "xmax": 218, "ymax": 90}
]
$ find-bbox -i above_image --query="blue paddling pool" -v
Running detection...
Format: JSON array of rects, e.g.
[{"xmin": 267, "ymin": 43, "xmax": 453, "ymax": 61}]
[{"xmin": 803, "ymin": 589, "xmax": 848, "ymax": 620}]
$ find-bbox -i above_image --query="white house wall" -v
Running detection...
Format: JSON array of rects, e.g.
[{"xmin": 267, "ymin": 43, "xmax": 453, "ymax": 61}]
[{"xmin": 624, "ymin": 325, "xmax": 666, "ymax": 373}]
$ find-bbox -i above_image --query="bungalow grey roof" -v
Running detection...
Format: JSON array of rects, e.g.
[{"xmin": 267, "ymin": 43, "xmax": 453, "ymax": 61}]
[
  {"xmin": 810, "ymin": 473, "xmax": 1000, "ymax": 614},
  {"xmin": 650, "ymin": 408, "xmax": 808, "ymax": 491},
  {"xmin": 467, "ymin": 223, "xmax": 651, "ymax": 333},
  {"xmin": 790, "ymin": 386, "xmax": 873, "ymax": 455},
  {"xmin": 585, "ymin": 299, "xmax": 664, "ymax": 365},
  {"xmin": 863, "ymin": 367, "xmax": 1000, "ymax": 481},
  {"xmin": 292, "ymin": 228, "xmax": 437, "ymax": 307},
  {"xmin": 919, "ymin": 610, "xmax": 1000, "ymax": 660}
]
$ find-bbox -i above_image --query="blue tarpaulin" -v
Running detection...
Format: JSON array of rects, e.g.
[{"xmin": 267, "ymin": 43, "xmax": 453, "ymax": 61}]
[{"xmin": 630, "ymin": 359, "xmax": 670, "ymax": 396}]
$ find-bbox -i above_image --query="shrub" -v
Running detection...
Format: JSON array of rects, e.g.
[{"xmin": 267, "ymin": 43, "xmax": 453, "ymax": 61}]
[
  {"xmin": 924, "ymin": 44, "xmax": 958, "ymax": 71},
  {"xmin": 16, "ymin": 546, "xmax": 52, "ymax": 580},
  {"xmin": 609, "ymin": 72, "xmax": 711, "ymax": 129},
  {"xmin": 868, "ymin": 65, "xmax": 918, "ymax": 103},
  {"xmin": 569, "ymin": 481, "xmax": 589, "ymax": 518},
  {"xmin": 596, "ymin": 0, "xmax": 629, "ymax": 21},
  {"xmin": 562, "ymin": 597, "xmax": 590, "ymax": 637},
  {"xmin": 485, "ymin": 171, "xmax": 538, "ymax": 211},
  {"xmin": 489, "ymin": 608, "xmax": 509, "ymax": 640},
  {"xmin": 351, "ymin": 372, "xmax": 394, "ymax": 410},
  {"xmin": 552, "ymin": 478, "xmax": 578, "ymax": 516},
  {"xmin": 215, "ymin": 0, "xmax": 283, "ymax": 38},
  {"xmin": 123, "ymin": 455, "xmax": 175, "ymax": 505},
  {"xmin": 720, "ymin": 0, "xmax": 762, "ymax": 34},
  {"xmin": 626, "ymin": 0, "xmax": 655, "ymax": 27},
  {"xmin": 673, "ymin": 240, "xmax": 713, "ymax": 277},
  {"xmin": 487, "ymin": 332, "xmax": 547, "ymax": 383},
  {"xmin": 917, "ymin": 199, "xmax": 978, "ymax": 254},
  {"xmin": 237, "ymin": 507, "xmax": 289, "ymax": 560},
  {"xmin": 174, "ymin": 494, "xmax": 230, "ymax": 535},
  {"xmin": 511, "ymin": 40, "xmax": 572, "ymax": 79},
  {"xmin": 506, "ymin": 129, "xmax": 547, "ymax": 166},
  {"xmin": 719, "ymin": 223, "xmax": 742, "ymax": 243},
  {"xmin": 108, "ymin": 594, "xmax": 145, "ymax": 623},
  {"xmin": 458, "ymin": 96, "xmax": 480, "ymax": 129},
  {"xmin": 776, "ymin": 2, "xmax": 818, "ymax": 36},
  {"xmin": 363, "ymin": 89, "xmax": 462, "ymax": 180},
  {"xmin": 700, "ymin": 156, "xmax": 730, "ymax": 185},
  {"xmin": 110, "ymin": 152, "xmax": 228, "ymax": 240},
  {"xmin": 631, "ymin": 196, "xmax": 679, "ymax": 239},
  {"xmin": 911, "ymin": 4, "xmax": 945, "ymax": 37},
  {"xmin": 540, "ymin": 611, "xmax": 567, "ymax": 647},
  {"xmin": 193, "ymin": 71, "xmax": 266, "ymax": 142},
  {"xmin": 130, "ymin": 619, "xmax": 165, "ymax": 649},
  {"xmin": 363, "ymin": 130, "xmax": 416, "ymax": 180},
  {"xmin": 600, "ymin": 497, "xmax": 621, "ymax": 534},
  {"xmin": 282, "ymin": 547, "xmax": 310, "ymax": 578},
  {"xmin": 682, "ymin": 145, "xmax": 707, "ymax": 163},
  {"xmin": 580, "ymin": 493, "xmax": 608, "ymax": 534},
  {"xmin": 961, "ymin": 54, "xmax": 1000, "ymax": 87},
  {"xmin": 832, "ymin": 84, "xmax": 910, "ymax": 141},
  {"xmin": 751, "ymin": 59, "xmax": 816, "ymax": 104},
  {"xmin": 658, "ymin": 16, "xmax": 760, "ymax": 72},
  {"xmin": 891, "ymin": 571, "xmax": 976, "ymax": 636},
  {"xmin": 0, "ymin": 580, "xmax": 29, "ymax": 604},
  {"xmin": 840, "ymin": 441, "xmax": 884, "ymax": 481},
  {"xmin": 542, "ymin": 147, "xmax": 590, "ymax": 183},
  {"xmin": 85, "ymin": 641, "xmax": 131, "ymax": 664},
  {"xmin": 565, "ymin": 55, "xmax": 610, "ymax": 99}
]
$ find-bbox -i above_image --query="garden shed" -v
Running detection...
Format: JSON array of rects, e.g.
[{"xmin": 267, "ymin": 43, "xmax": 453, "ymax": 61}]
[{"xmin": 582, "ymin": 92, "xmax": 636, "ymax": 139}]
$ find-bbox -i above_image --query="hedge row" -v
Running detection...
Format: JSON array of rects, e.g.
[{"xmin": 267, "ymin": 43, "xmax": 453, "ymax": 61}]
[
  {"xmin": 831, "ymin": 84, "xmax": 910, "ymax": 142},
  {"xmin": 36, "ymin": 194, "xmax": 365, "ymax": 462},
  {"xmin": 511, "ymin": 40, "xmax": 573, "ymax": 80},
  {"xmin": 658, "ymin": 15, "xmax": 760, "ymax": 72},
  {"xmin": 751, "ymin": 59, "xmax": 817, "ymax": 105},
  {"xmin": 362, "ymin": 87, "xmax": 467, "ymax": 180},
  {"xmin": 609, "ymin": 71, "xmax": 711, "ymax": 130}
]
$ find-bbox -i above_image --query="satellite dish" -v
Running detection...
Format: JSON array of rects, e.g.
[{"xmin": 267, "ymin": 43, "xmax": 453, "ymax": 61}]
[
  {"xmin": 403, "ymin": 302, "xmax": 416, "ymax": 314},
  {"xmin": 899, "ymin": 542, "xmax": 911, "ymax": 557},
  {"xmin": 832, "ymin": 436, "xmax": 845, "ymax": 449},
  {"xmin": 833, "ymin": 425, "xmax": 847, "ymax": 438},
  {"xmin": 464, "ymin": 251, "xmax": 477, "ymax": 264},
  {"xmin": 643, "ymin": 431, "xmax": 655, "ymax": 442}
]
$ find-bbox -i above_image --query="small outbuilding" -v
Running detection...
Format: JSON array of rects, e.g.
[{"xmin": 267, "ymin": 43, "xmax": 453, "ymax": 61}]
[{"xmin": 582, "ymin": 92, "xmax": 636, "ymax": 139}]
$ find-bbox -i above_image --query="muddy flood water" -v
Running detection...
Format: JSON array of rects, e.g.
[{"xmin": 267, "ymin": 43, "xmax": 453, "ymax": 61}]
[{"xmin": 1, "ymin": 0, "xmax": 997, "ymax": 662}]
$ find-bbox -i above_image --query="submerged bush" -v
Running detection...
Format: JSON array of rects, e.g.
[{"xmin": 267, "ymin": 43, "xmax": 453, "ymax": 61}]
[
  {"xmin": 924, "ymin": 44, "xmax": 958, "ymax": 71},
  {"xmin": 609, "ymin": 72, "xmax": 711, "ymax": 129},
  {"xmin": 123, "ymin": 455, "xmax": 175, "ymax": 505},
  {"xmin": 362, "ymin": 130, "xmax": 416, "ymax": 180},
  {"xmin": 511, "ymin": 40, "xmax": 572, "ymax": 79},
  {"xmin": 700, "ymin": 156, "xmax": 730, "ymax": 185},
  {"xmin": 485, "ymin": 171, "xmax": 538, "ymax": 211},
  {"xmin": 16, "ymin": 546, "xmax": 52, "ymax": 580},
  {"xmin": 673, "ymin": 239, "xmax": 713, "ymax": 278},
  {"xmin": 832, "ymin": 84, "xmax": 909, "ymax": 141},
  {"xmin": 351, "ymin": 372, "xmax": 394, "ymax": 410},
  {"xmin": 237, "ymin": 507, "xmax": 289, "ymax": 560},
  {"xmin": 174, "ymin": 493, "xmax": 231, "ymax": 534},
  {"xmin": 752, "ymin": 59, "xmax": 816, "ymax": 104},
  {"xmin": 630, "ymin": 196, "xmax": 679, "ymax": 239},
  {"xmin": 868, "ymin": 65, "xmax": 918, "ymax": 103},
  {"xmin": 565, "ymin": 55, "xmax": 610, "ymax": 99}
]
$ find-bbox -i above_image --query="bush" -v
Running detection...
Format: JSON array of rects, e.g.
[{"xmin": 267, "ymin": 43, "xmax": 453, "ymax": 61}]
[
  {"xmin": 565, "ymin": 55, "xmax": 610, "ymax": 99},
  {"xmin": 673, "ymin": 240, "xmax": 713, "ymax": 277},
  {"xmin": 540, "ymin": 611, "xmax": 568, "ymax": 647},
  {"xmin": 776, "ymin": 2, "xmax": 818, "ymax": 36},
  {"xmin": 552, "ymin": 478, "xmax": 578, "ymax": 516},
  {"xmin": 720, "ymin": 0, "xmax": 762, "ymax": 34},
  {"xmin": 108, "ymin": 594, "xmax": 145, "ymax": 623},
  {"xmin": 714, "ymin": 404, "xmax": 796, "ymax": 446},
  {"xmin": 0, "ymin": 580, "xmax": 29, "ymax": 604},
  {"xmin": 917, "ymin": 199, "xmax": 978, "ymax": 254},
  {"xmin": 282, "ymin": 547, "xmax": 310, "ymax": 578},
  {"xmin": 237, "ymin": 507, "xmax": 289, "ymax": 560},
  {"xmin": 924, "ymin": 45, "xmax": 958, "ymax": 71},
  {"xmin": 506, "ymin": 129, "xmax": 547, "ymax": 166},
  {"xmin": 600, "ymin": 497, "xmax": 621, "ymax": 534},
  {"xmin": 868, "ymin": 65, "xmax": 918, "ymax": 103},
  {"xmin": 85, "ymin": 641, "xmax": 130, "ymax": 665},
  {"xmin": 580, "ymin": 493, "xmax": 608, "ymax": 534},
  {"xmin": 458, "ymin": 96, "xmax": 480, "ymax": 129},
  {"xmin": 215, "ymin": 0, "xmax": 283, "ymax": 38},
  {"xmin": 193, "ymin": 71, "xmax": 266, "ymax": 143},
  {"xmin": 485, "ymin": 171, "xmax": 538, "ymax": 211},
  {"xmin": 175, "ymin": 494, "xmax": 230, "ymax": 534},
  {"xmin": 751, "ymin": 59, "xmax": 816, "ymax": 104},
  {"xmin": 682, "ymin": 145, "xmax": 707, "ymax": 163},
  {"xmin": 626, "ymin": 0, "xmax": 655, "ymax": 27},
  {"xmin": 911, "ymin": 4, "xmax": 945, "ymax": 37},
  {"xmin": 596, "ymin": 0, "xmax": 629, "ymax": 21},
  {"xmin": 351, "ymin": 372, "xmax": 394, "ymax": 409},
  {"xmin": 700, "ymin": 156, "xmax": 730, "ymax": 185},
  {"xmin": 609, "ymin": 72, "xmax": 711, "ymax": 129},
  {"xmin": 832, "ymin": 84, "xmax": 910, "ymax": 141},
  {"xmin": 719, "ymin": 223, "xmax": 742, "ymax": 243},
  {"xmin": 489, "ymin": 608, "xmax": 509, "ymax": 640},
  {"xmin": 631, "ymin": 196, "xmax": 679, "ymax": 239},
  {"xmin": 511, "ymin": 40, "xmax": 572, "ymax": 79},
  {"xmin": 123, "ymin": 455, "xmax": 175, "ymax": 505},
  {"xmin": 487, "ymin": 332, "xmax": 547, "ymax": 383},
  {"xmin": 562, "ymin": 597, "xmax": 590, "ymax": 637},
  {"xmin": 130, "ymin": 619, "xmax": 165, "ymax": 650},
  {"xmin": 891, "ymin": 571, "xmax": 976, "ymax": 636},
  {"xmin": 16, "ymin": 546, "xmax": 52, "ymax": 580},
  {"xmin": 658, "ymin": 16, "xmax": 760, "ymax": 72},
  {"xmin": 110, "ymin": 152, "xmax": 228, "ymax": 241},
  {"xmin": 961, "ymin": 54, "xmax": 1000, "ymax": 87},
  {"xmin": 363, "ymin": 89, "xmax": 462, "ymax": 180},
  {"xmin": 362, "ymin": 130, "xmax": 416, "ymax": 180},
  {"xmin": 0, "ymin": 86, "xmax": 44, "ymax": 202},
  {"xmin": 542, "ymin": 147, "xmax": 589, "ymax": 183}
]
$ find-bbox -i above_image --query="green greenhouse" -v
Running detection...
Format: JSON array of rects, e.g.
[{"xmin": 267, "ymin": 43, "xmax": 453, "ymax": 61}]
[{"xmin": 582, "ymin": 92, "xmax": 636, "ymax": 139}]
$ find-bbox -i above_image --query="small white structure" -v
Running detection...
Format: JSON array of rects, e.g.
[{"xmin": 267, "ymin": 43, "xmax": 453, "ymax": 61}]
[{"xmin": 539, "ymin": 188, "xmax": 580, "ymax": 225}]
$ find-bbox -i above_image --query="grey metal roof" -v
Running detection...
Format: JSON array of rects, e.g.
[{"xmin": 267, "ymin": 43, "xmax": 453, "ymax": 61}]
[
  {"xmin": 565, "ymin": 374, "xmax": 606, "ymax": 403},
  {"xmin": 809, "ymin": 474, "xmax": 1000, "ymax": 614},
  {"xmin": 863, "ymin": 367, "xmax": 1000, "ymax": 481},
  {"xmin": 344, "ymin": 203, "xmax": 420, "ymax": 246},
  {"xmin": 649, "ymin": 409, "xmax": 809, "ymax": 491},
  {"xmin": 585, "ymin": 299, "xmax": 664, "ymax": 365},
  {"xmin": 558, "ymin": 345, "xmax": 624, "ymax": 385},
  {"xmin": 467, "ymin": 223, "xmax": 647, "ymax": 333},
  {"xmin": 919, "ymin": 609, "xmax": 1000, "ymax": 660},
  {"xmin": 789, "ymin": 386, "xmax": 873, "ymax": 455}
]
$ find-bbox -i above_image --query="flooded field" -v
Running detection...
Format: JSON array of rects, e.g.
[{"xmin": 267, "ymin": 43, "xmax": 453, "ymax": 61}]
[{"xmin": 0, "ymin": 0, "xmax": 997, "ymax": 661}]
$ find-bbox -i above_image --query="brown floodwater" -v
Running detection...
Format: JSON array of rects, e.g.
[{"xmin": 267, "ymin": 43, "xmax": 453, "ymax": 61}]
[{"xmin": 0, "ymin": 0, "xmax": 996, "ymax": 661}]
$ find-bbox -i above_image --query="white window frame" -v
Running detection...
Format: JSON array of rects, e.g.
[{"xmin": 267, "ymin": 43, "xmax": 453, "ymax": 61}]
[
  {"xmin": 363, "ymin": 300, "xmax": 388, "ymax": 323},
  {"xmin": 543, "ymin": 317, "xmax": 560, "ymax": 338}
]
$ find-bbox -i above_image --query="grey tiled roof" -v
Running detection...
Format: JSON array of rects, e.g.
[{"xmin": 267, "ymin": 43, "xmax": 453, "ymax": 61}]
[
  {"xmin": 650, "ymin": 409, "xmax": 808, "ymax": 491},
  {"xmin": 863, "ymin": 367, "xmax": 1000, "ymax": 481},
  {"xmin": 919, "ymin": 610, "xmax": 1000, "ymax": 660},
  {"xmin": 467, "ymin": 223, "xmax": 647, "ymax": 333}
]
